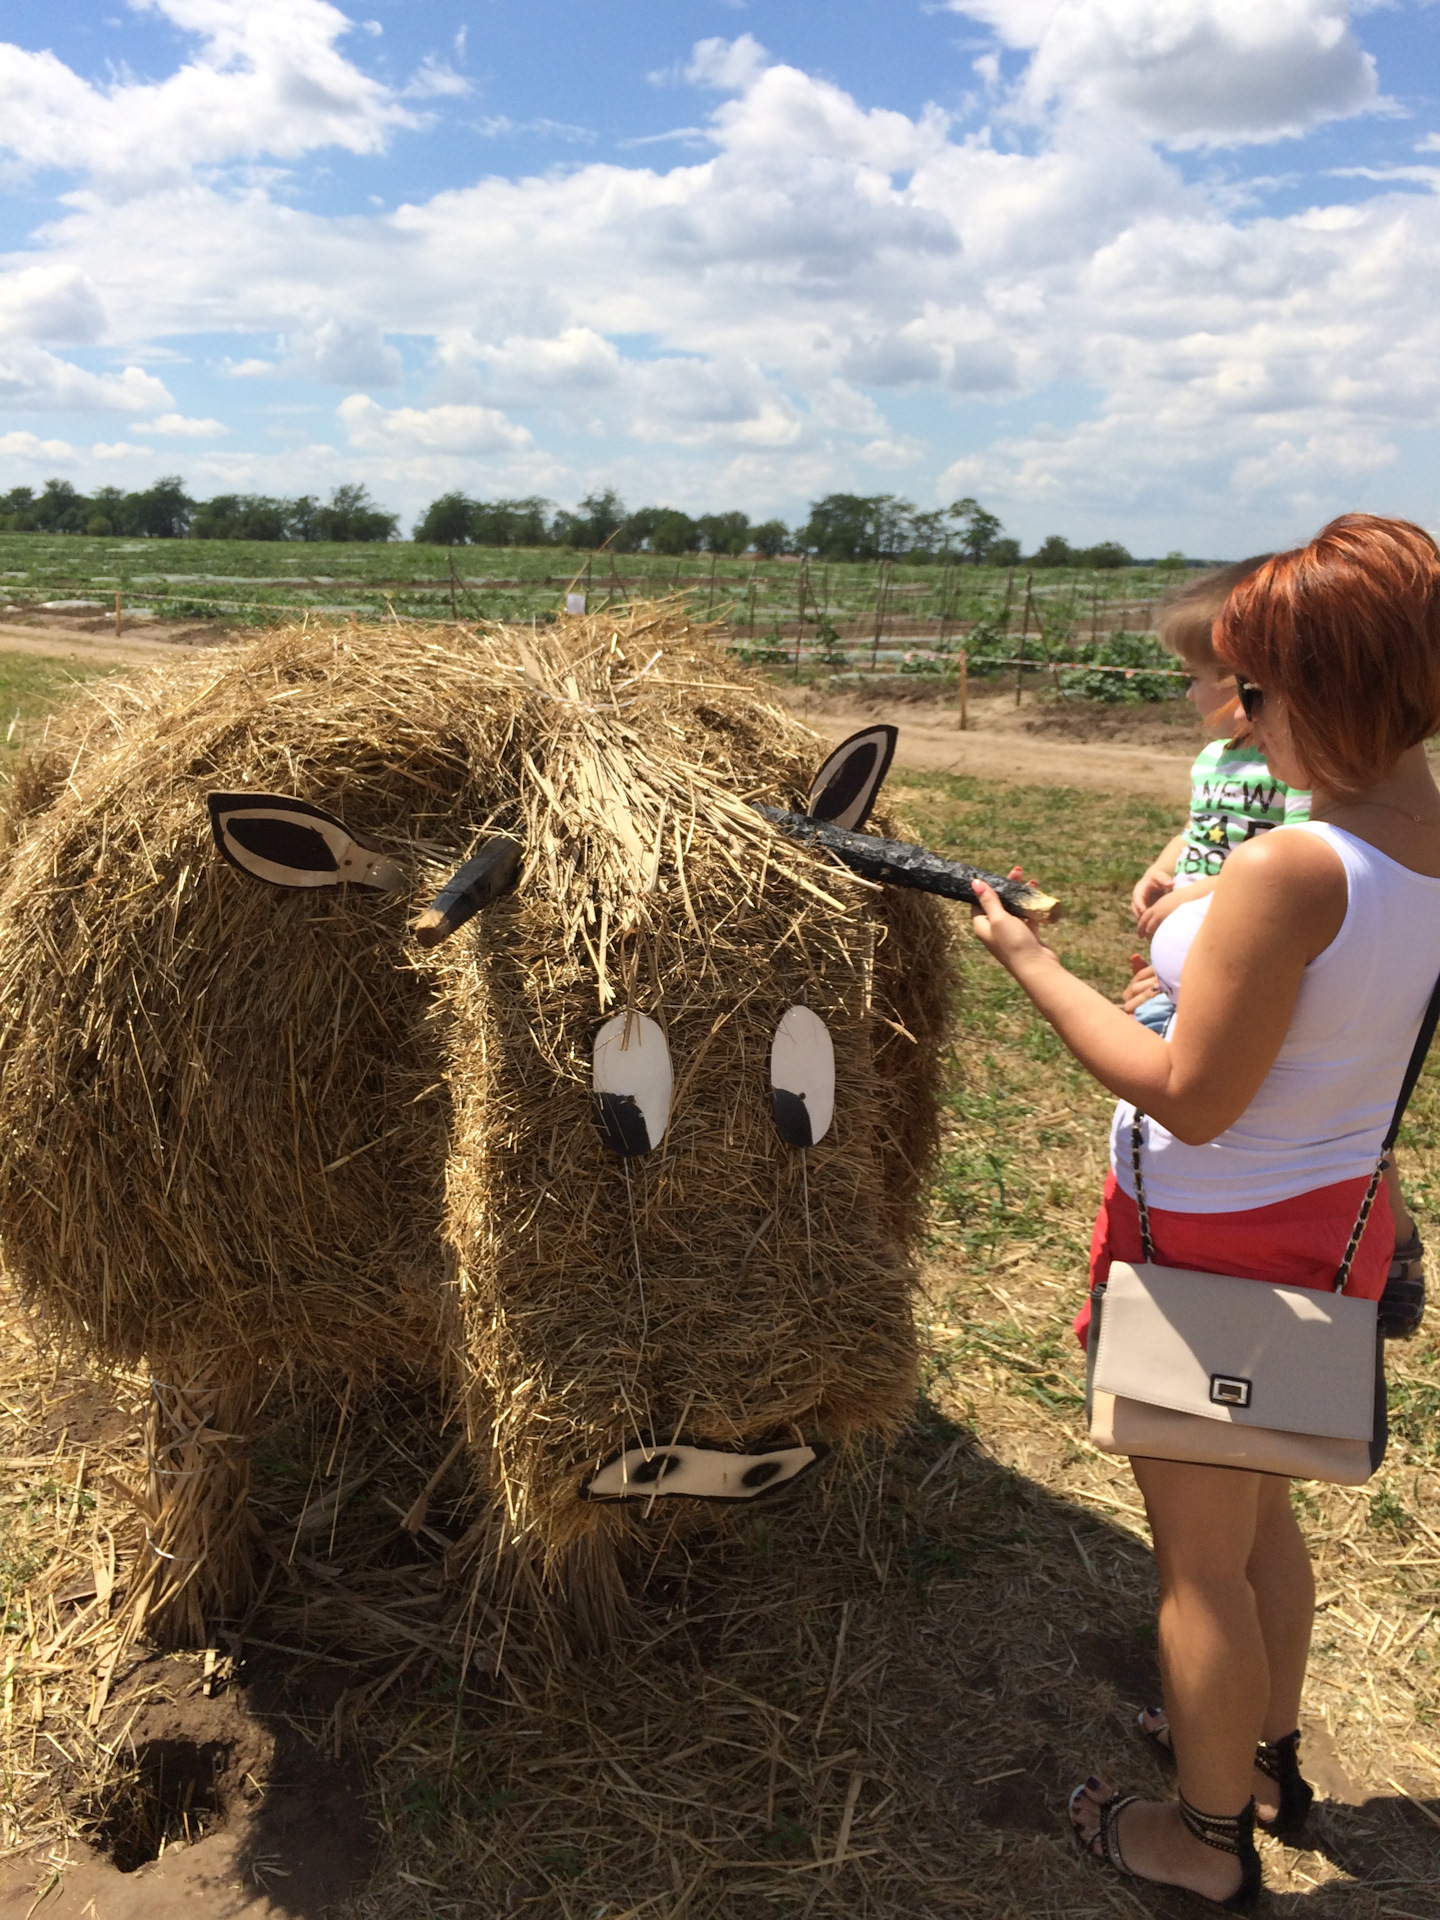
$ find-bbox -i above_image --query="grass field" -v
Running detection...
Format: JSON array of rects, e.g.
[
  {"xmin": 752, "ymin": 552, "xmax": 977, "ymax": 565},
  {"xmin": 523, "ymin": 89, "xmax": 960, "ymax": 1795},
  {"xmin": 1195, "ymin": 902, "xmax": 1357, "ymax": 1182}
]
[
  {"xmin": 0, "ymin": 653, "xmax": 119, "ymax": 752},
  {"xmin": 1, "ymin": 675, "xmax": 1438, "ymax": 1916},
  {"xmin": 0, "ymin": 536, "xmax": 1185, "ymax": 684}
]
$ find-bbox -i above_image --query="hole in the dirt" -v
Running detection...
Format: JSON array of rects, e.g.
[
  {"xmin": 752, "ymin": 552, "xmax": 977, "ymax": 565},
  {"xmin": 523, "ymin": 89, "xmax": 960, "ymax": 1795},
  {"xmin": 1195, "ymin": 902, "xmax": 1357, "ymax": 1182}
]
[{"xmin": 87, "ymin": 1738, "xmax": 229, "ymax": 1872}]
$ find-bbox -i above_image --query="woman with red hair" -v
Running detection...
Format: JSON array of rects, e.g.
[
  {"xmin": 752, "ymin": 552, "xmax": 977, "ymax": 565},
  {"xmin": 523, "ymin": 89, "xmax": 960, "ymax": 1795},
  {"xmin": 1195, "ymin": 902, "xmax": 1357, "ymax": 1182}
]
[{"xmin": 969, "ymin": 514, "xmax": 1440, "ymax": 1907}]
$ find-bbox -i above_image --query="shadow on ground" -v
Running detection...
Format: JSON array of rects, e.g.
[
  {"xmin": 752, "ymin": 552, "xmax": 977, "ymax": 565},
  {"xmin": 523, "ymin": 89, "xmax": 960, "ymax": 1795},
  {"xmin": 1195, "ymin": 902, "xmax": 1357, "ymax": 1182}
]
[{"xmin": 6, "ymin": 1391, "xmax": 1439, "ymax": 1918}]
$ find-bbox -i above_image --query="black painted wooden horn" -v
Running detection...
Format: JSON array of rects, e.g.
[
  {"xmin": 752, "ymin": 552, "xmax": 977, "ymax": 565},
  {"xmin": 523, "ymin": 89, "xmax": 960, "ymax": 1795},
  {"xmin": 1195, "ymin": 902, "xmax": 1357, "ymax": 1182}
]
[
  {"xmin": 413, "ymin": 836, "xmax": 523, "ymax": 947},
  {"xmin": 753, "ymin": 805, "xmax": 1061, "ymax": 922}
]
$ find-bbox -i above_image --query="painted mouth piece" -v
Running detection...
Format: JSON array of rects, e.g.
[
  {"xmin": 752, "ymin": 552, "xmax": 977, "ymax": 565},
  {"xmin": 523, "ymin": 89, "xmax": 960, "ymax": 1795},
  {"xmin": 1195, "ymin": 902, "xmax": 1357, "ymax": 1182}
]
[{"xmin": 581, "ymin": 1440, "xmax": 826, "ymax": 1502}]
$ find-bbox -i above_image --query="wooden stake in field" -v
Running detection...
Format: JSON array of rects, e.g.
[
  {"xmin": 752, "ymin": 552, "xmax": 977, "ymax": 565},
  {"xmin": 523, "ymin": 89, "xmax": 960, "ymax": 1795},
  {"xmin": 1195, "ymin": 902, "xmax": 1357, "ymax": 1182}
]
[
  {"xmin": 794, "ymin": 557, "xmax": 810, "ymax": 678},
  {"xmin": 1015, "ymin": 571, "xmax": 1034, "ymax": 707},
  {"xmin": 871, "ymin": 561, "xmax": 891, "ymax": 674},
  {"xmin": 998, "ymin": 567, "xmax": 1015, "ymax": 663},
  {"xmin": 449, "ymin": 554, "xmax": 459, "ymax": 622},
  {"xmin": 114, "ymin": 590, "xmax": 122, "ymax": 640},
  {"xmin": 958, "ymin": 646, "xmax": 968, "ymax": 732}
]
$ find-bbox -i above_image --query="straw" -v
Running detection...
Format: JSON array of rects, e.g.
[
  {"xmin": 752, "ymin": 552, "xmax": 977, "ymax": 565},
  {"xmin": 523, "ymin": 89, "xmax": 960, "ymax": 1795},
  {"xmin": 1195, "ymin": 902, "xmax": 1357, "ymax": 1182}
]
[{"xmin": 0, "ymin": 604, "xmax": 954, "ymax": 1640}]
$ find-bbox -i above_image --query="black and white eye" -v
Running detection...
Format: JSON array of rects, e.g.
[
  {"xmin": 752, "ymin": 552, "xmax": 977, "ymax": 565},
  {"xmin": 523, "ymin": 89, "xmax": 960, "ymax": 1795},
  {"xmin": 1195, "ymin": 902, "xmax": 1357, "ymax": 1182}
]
[
  {"xmin": 770, "ymin": 1006, "xmax": 834, "ymax": 1150},
  {"xmin": 207, "ymin": 793, "xmax": 404, "ymax": 891},
  {"xmin": 592, "ymin": 1012, "xmax": 673, "ymax": 1157},
  {"xmin": 581, "ymin": 1441, "xmax": 824, "ymax": 1501},
  {"xmin": 806, "ymin": 725, "xmax": 897, "ymax": 832}
]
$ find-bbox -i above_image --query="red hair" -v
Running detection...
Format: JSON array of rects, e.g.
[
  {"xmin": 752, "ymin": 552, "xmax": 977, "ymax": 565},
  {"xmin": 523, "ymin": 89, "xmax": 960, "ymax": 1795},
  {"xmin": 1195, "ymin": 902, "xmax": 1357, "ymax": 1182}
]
[{"xmin": 1213, "ymin": 514, "xmax": 1440, "ymax": 796}]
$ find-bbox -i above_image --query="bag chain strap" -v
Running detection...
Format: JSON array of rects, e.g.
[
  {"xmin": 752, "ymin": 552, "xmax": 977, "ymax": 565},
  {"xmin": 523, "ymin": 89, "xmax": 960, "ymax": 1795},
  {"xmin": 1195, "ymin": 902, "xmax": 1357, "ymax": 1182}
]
[{"xmin": 1130, "ymin": 1111, "xmax": 1155, "ymax": 1265}]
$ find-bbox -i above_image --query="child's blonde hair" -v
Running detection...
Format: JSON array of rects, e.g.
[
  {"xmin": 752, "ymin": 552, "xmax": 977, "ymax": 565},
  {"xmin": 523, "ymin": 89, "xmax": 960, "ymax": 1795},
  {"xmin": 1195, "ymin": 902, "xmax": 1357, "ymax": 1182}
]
[{"xmin": 1156, "ymin": 555, "xmax": 1274, "ymax": 669}]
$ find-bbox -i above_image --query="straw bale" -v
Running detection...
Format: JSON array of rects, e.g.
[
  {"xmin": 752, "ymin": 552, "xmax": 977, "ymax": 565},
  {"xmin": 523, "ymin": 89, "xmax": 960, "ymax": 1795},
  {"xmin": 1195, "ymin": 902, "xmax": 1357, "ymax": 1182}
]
[{"xmin": 0, "ymin": 606, "xmax": 955, "ymax": 1629}]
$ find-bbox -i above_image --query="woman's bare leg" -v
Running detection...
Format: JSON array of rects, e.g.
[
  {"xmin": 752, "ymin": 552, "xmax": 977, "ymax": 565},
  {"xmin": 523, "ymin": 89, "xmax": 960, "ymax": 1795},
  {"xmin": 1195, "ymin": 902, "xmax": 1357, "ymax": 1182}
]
[
  {"xmin": 1141, "ymin": 1473, "xmax": 1315, "ymax": 1817},
  {"xmin": 1137, "ymin": 1456, "xmax": 1268, "ymax": 1812},
  {"xmin": 1249, "ymin": 1476, "xmax": 1314, "ymax": 1745},
  {"xmin": 1072, "ymin": 1456, "xmax": 1267, "ymax": 1900}
]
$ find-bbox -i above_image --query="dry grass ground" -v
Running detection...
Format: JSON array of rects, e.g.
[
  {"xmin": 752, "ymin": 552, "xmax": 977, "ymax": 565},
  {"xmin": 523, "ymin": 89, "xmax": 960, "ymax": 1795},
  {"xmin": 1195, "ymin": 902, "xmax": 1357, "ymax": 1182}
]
[{"xmin": 1, "ymin": 758, "xmax": 1439, "ymax": 1918}]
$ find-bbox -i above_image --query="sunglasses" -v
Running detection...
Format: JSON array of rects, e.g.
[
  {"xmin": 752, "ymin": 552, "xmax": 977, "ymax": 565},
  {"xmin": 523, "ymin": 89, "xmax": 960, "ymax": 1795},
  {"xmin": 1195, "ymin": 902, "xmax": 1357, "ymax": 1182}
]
[{"xmin": 1235, "ymin": 677, "xmax": 1265, "ymax": 722}]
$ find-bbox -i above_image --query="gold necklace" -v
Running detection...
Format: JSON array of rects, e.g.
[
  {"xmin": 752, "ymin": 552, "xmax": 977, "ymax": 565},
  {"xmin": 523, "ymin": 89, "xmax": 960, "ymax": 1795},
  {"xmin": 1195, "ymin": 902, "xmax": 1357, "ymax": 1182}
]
[{"xmin": 1344, "ymin": 799, "xmax": 1440, "ymax": 827}]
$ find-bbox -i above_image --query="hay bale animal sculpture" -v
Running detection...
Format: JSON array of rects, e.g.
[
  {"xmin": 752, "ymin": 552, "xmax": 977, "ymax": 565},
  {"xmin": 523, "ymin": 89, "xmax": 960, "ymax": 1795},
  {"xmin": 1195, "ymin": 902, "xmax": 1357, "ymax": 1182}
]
[{"xmin": 0, "ymin": 611, "xmax": 1058, "ymax": 1643}]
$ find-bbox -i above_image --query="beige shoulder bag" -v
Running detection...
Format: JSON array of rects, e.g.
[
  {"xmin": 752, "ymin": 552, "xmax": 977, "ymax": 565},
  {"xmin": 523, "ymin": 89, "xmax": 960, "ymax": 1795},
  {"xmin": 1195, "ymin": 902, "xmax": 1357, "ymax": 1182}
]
[{"xmin": 1086, "ymin": 973, "xmax": 1440, "ymax": 1484}]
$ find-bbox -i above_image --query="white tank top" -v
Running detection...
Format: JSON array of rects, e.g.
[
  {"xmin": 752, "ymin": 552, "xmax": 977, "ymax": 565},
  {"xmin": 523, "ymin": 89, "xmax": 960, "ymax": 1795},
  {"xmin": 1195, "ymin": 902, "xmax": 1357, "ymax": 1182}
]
[{"xmin": 1110, "ymin": 821, "xmax": 1440, "ymax": 1212}]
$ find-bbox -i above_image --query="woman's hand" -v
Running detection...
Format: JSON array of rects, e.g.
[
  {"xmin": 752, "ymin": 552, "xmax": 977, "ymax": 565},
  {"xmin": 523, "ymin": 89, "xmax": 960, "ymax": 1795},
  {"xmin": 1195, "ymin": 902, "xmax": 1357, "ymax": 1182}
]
[
  {"xmin": 1122, "ymin": 957, "xmax": 1161, "ymax": 1015},
  {"xmin": 968, "ymin": 871, "xmax": 1053, "ymax": 978}
]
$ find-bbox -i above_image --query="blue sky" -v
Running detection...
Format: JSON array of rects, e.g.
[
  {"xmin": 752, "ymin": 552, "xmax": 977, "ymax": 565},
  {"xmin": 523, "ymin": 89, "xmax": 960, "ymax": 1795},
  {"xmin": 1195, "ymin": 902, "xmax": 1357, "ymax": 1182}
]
[{"xmin": 1, "ymin": 0, "xmax": 1438, "ymax": 552}]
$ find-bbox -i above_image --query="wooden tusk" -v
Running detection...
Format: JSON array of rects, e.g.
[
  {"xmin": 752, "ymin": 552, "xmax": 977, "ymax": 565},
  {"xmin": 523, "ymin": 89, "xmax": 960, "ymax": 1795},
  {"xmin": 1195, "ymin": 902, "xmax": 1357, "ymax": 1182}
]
[
  {"xmin": 753, "ymin": 805, "xmax": 1061, "ymax": 923},
  {"xmin": 412, "ymin": 836, "xmax": 522, "ymax": 948}
]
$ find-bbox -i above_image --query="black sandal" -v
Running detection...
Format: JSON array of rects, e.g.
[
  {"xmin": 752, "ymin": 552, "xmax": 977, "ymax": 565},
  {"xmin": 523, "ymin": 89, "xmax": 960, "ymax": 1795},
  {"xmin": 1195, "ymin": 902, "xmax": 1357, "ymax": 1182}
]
[
  {"xmin": 1254, "ymin": 1729, "xmax": 1314, "ymax": 1839},
  {"xmin": 1179, "ymin": 1794, "xmax": 1263, "ymax": 1911},
  {"xmin": 1069, "ymin": 1782, "xmax": 1261, "ymax": 1911},
  {"xmin": 1069, "ymin": 1783, "xmax": 1145, "ymax": 1885},
  {"xmin": 1379, "ymin": 1228, "xmax": 1425, "ymax": 1340},
  {"xmin": 1139, "ymin": 1708, "xmax": 1314, "ymax": 1838}
]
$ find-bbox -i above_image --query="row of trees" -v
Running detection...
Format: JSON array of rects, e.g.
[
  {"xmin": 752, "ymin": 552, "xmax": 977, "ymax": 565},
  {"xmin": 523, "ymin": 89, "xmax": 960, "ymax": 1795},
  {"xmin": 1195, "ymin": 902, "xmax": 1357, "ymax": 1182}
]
[
  {"xmin": 414, "ymin": 488, "xmax": 1133, "ymax": 568},
  {"xmin": 0, "ymin": 474, "xmax": 1136, "ymax": 569},
  {"xmin": 0, "ymin": 478, "xmax": 399, "ymax": 543},
  {"xmin": 412, "ymin": 489, "xmax": 785, "ymax": 557}
]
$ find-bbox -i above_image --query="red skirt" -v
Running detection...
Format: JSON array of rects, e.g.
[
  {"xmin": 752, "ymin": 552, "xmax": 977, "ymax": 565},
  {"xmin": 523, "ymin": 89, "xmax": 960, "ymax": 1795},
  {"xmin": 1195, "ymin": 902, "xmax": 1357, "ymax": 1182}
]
[{"xmin": 1075, "ymin": 1171, "xmax": 1393, "ymax": 1349}]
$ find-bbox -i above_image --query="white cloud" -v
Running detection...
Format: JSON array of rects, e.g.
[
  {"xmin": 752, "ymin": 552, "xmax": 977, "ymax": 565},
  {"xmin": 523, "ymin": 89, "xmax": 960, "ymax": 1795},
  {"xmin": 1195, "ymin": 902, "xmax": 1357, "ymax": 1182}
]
[
  {"xmin": 948, "ymin": 0, "xmax": 1378, "ymax": 146},
  {"xmin": 0, "ymin": 347, "xmax": 172, "ymax": 413},
  {"xmin": 434, "ymin": 332, "xmax": 807, "ymax": 448},
  {"xmin": 337, "ymin": 395, "xmax": 531, "ymax": 454},
  {"xmin": 474, "ymin": 114, "xmax": 595, "ymax": 143},
  {"xmin": 449, "ymin": 327, "xmax": 623, "ymax": 394},
  {"xmin": 219, "ymin": 320, "xmax": 402, "ymax": 386},
  {"xmin": 134, "ymin": 412, "xmax": 228, "ymax": 436},
  {"xmin": 0, "ymin": 429, "xmax": 76, "ymax": 464},
  {"xmin": 862, "ymin": 434, "xmax": 927, "ymax": 468},
  {"xmin": 283, "ymin": 318, "xmax": 403, "ymax": 387},
  {"xmin": 0, "ymin": 0, "xmax": 421, "ymax": 192},
  {"xmin": 402, "ymin": 57, "xmax": 470, "ymax": 101},
  {"xmin": 0, "ymin": 266, "xmax": 107, "ymax": 344},
  {"xmin": 685, "ymin": 34, "xmax": 770, "ymax": 92},
  {"xmin": 1229, "ymin": 428, "xmax": 1396, "ymax": 496}
]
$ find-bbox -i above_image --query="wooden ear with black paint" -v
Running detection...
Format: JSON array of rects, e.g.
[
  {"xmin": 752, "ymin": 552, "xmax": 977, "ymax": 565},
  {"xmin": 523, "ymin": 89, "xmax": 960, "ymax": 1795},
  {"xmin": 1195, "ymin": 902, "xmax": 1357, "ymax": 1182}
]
[
  {"xmin": 207, "ymin": 793, "xmax": 404, "ymax": 891},
  {"xmin": 806, "ymin": 724, "xmax": 897, "ymax": 832}
]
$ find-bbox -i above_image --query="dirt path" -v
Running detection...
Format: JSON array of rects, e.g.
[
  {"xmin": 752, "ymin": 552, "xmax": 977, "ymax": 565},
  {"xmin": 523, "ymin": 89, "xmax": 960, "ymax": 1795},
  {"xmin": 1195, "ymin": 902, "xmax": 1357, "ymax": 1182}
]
[
  {"xmin": 779, "ymin": 685, "xmax": 1197, "ymax": 804},
  {"xmin": 0, "ymin": 613, "xmax": 229, "ymax": 667}
]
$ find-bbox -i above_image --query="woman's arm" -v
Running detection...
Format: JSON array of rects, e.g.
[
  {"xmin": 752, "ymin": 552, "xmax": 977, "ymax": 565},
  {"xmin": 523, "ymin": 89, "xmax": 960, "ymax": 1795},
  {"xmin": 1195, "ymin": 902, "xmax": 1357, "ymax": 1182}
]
[{"xmin": 970, "ymin": 829, "xmax": 1347, "ymax": 1144}]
